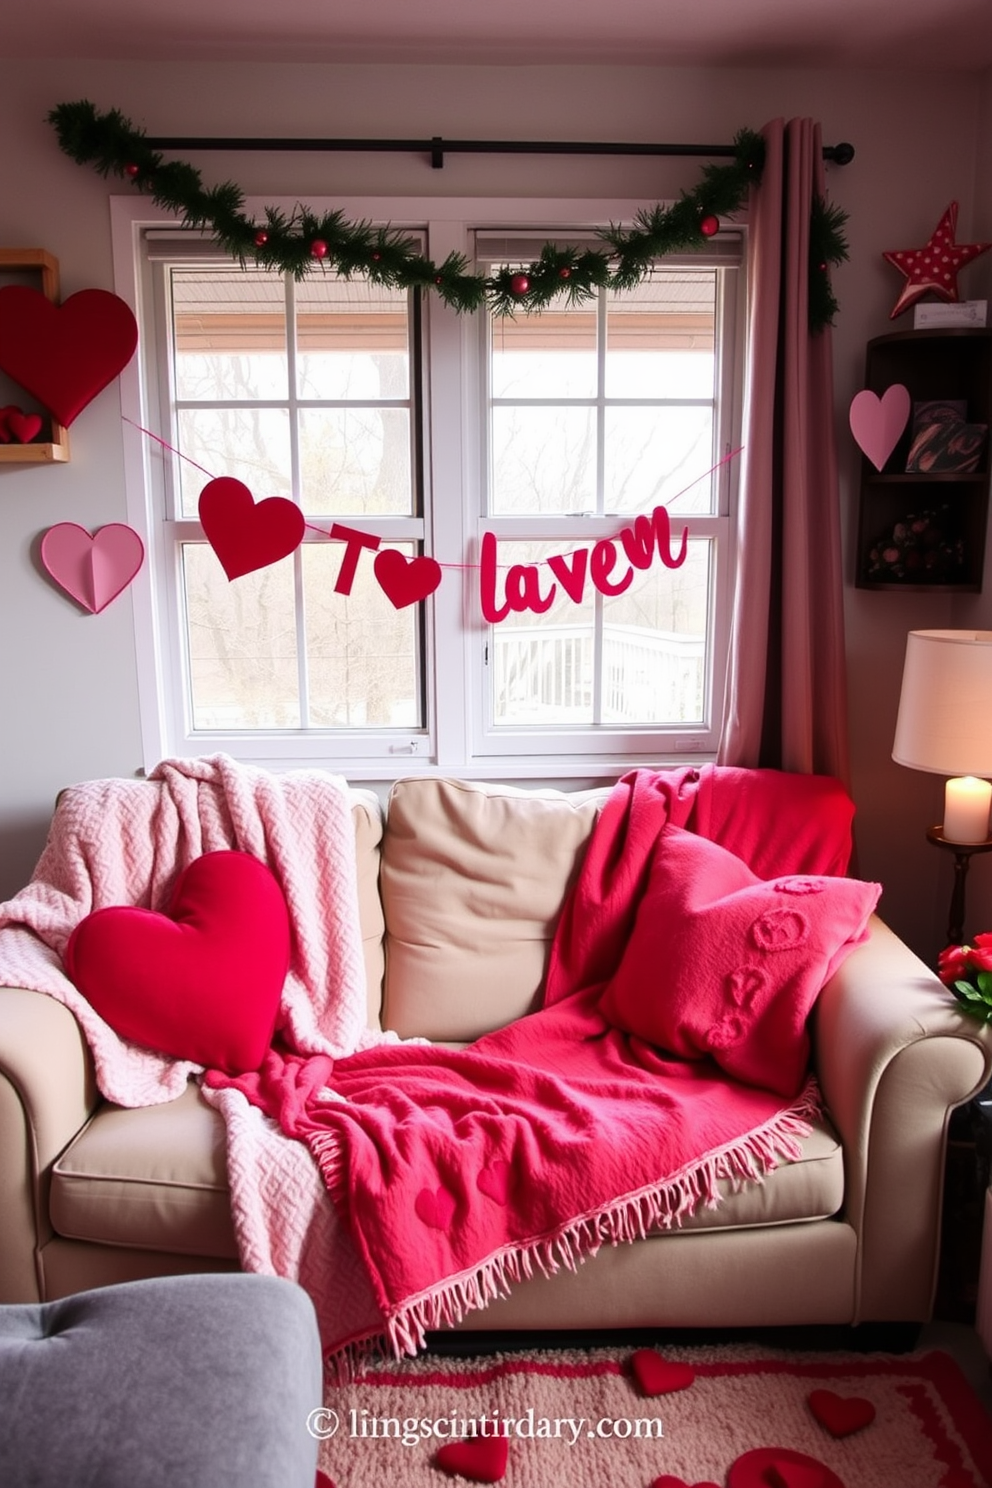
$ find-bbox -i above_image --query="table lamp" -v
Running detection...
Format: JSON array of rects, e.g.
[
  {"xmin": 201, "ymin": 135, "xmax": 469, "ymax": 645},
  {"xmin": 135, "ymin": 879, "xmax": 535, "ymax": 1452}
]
[{"xmin": 893, "ymin": 629, "xmax": 992, "ymax": 943}]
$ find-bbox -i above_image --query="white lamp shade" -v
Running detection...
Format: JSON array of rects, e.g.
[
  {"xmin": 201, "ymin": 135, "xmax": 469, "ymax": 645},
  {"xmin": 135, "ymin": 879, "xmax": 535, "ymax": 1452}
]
[{"xmin": 893, "ymin": 629, "xmax": 992, "ymax": 777}]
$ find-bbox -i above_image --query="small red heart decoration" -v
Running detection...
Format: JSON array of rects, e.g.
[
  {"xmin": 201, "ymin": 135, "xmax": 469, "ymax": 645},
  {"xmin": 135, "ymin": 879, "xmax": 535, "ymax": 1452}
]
[
  {"xmin": 435, "ymin": 1436, "xmax": 508, "ymax": 1483},
  {"xmin": 373, "ymin": 548, "xmax": 442, "ymax": 608},
  {"xmin": 0, "ymin": 285, "xmax": 138, "ymax": 426},
  {"xmin": 6, "ymin": 409, "xmax": 43, "ymax": 443},
  {"xmin": 476, "ymin": 1159, "xmax": 513, "ymax": 1205},
  {"xmin": 650, "ymin": 1477, "xmax": 721, "ymax": 1488},
  {"xmin": 64, "ymin": 851, "xmax": 290, "ymax": 1074},
  {"xmin": 630, "ymin": 1349, "xmax": 695, "ymax": 1396},
  {"xmin": 41, "ymin": 523, "xmax": 145, "ymax": 613},
  {"xmin": 806, "ymin": 1389, "xmax": 875, "ymax": 1438},
  {"xmin": 199, "ymin": 476, "xmax": 306, "ymax": 580},
  {"xmin": 415, "ymin": 1185, "xmax": 457, "ymax": 1229},
  {"xmin": 727, "ymin": 1447, "xmax": 844, "ymax": 1488}
]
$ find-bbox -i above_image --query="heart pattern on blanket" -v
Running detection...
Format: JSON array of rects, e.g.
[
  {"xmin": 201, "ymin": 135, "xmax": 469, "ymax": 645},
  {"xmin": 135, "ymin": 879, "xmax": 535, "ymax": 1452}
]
[
  {"xmin": 0, "ymin": 285, "xmax": 138, "ymax": 426},
  {"xmin": 476, "ymin": 1160, "xmax": 513, "ymax": 1205},
  {"xmin": 198, "ymin": 475, "xmax": 306, "ymax": 581},
  {"xmin": 435, "ymin": 1435, "xmax": 509, "ymax": 1483},
  {"xmin": 64, "ymin": 850, "xmax": 290, "ymax": 1075},
  {"xmin": 806, "ymin": 1389, "xmax": 876, "ymax": 1438},
  {"xmin": 630, "ymin": 1349, "xmax": 696, "ymax": 1396},
  {"xmin": 415, "ymin": 1185, "xmax": 457, "ymax": 1229},
  {"xmin": 373, "ymin": 548, "xmax": 443, "ymax": 608}
]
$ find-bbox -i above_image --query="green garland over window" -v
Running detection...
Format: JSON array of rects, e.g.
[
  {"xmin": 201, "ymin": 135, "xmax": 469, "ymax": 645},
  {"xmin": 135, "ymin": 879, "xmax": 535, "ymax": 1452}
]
[{"xmin": 49, "ymin": 100, "xmax": 847, "ymax": 328}]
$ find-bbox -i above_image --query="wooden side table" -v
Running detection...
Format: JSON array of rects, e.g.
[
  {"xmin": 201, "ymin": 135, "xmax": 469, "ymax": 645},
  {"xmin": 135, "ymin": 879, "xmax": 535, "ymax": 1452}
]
[{"xmin": 926, "ymin": 827, "xmax": 992, "ymax": 945}]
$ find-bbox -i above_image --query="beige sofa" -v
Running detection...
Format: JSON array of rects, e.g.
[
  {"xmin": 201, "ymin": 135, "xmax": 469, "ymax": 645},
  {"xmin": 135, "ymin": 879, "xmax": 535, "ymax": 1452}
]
[{"xmin": 2, "ymin": 775, "xmax": 991, "ymax": 1337}]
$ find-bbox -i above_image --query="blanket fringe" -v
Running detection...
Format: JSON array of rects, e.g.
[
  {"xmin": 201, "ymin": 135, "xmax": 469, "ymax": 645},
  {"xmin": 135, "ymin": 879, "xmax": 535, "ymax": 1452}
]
[{"xmin": 310, "ymin": 1077, "xmax": 821, "ymax": 1369}]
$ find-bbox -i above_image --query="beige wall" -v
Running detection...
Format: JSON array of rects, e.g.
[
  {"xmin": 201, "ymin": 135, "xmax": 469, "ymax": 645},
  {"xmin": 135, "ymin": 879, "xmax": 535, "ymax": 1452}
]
[{"xmin": 0, "ymin": 56, "xmax": 988, "ymax": 964}]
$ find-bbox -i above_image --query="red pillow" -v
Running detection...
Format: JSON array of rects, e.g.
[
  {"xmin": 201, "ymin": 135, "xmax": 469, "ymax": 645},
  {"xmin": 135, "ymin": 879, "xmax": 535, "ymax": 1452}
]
[
  {"xmin": 64, "ymin": 851, "xmax": 291, "ymax": 1075},
  {"xmin": 598, "ymin": 828, "xmax": 880, "ymax": 1097}
]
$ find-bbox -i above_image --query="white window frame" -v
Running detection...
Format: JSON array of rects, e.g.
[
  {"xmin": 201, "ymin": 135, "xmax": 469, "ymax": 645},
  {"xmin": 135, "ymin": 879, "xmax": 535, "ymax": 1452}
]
[{"xmin": 111, "ymin": 194, "xmax": 744, "ymax": 781}]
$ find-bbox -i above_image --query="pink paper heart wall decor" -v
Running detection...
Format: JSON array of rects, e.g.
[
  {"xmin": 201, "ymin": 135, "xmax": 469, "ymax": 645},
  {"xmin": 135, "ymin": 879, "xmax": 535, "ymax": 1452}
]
[
  {"xmin": 41, "ymin": 523, "xmax": 145, "ymax": 613},
  {"xmin": 848, "ymin": 384, "xmax": 911, "ymax": 471},
  {"xmin": 0, "ymin": 286, "xmax": 138, "ymax": 427}
]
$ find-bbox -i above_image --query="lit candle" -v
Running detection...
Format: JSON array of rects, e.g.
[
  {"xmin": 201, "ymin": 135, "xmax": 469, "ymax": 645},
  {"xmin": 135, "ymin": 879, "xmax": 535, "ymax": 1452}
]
[{"xmin": 943, "ymin": 776, "xmax": 992, "ymax": 844}]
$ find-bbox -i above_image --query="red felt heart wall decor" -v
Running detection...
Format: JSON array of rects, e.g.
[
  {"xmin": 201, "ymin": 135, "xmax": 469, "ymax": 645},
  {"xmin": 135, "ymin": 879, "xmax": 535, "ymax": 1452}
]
[
  {"xmin": 0, "ymin": 286, "xmax": 138, "ymax": 427},
  {"xmin": 199, "ymin": 476, "xmax": 306, "ymax": 580},
  {"xmin": 64, "ymin": 851, "xmax": 290, "ymax": 1074}
]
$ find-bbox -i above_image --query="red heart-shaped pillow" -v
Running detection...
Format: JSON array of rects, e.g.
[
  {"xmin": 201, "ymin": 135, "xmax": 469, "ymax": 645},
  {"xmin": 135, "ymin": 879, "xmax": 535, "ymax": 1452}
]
[
  {"xmin": 64, "ymin": 851, "xmax": 290, "ymax": 1074},
  {"xmin": 435, "ymin": 1436, "xmax": 508, "ymax": 1482},
  {"xmin": 0, "ymin": 285, "xmax": 138, "ymax": 427},
  {"xmin": 630, "ymin": 1348, "xmax": 696, "ymax": 1396},
  {"xmin": 806, "ymin": 1389, "xmax": 875, "ymax": 1438}
]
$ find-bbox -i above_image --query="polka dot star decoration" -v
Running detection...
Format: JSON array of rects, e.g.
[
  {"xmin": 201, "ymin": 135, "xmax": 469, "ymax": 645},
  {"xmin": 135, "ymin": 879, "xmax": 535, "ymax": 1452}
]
[{"xmin": 883, "ymin": 201, "xmax": 992, "ymax": 319}]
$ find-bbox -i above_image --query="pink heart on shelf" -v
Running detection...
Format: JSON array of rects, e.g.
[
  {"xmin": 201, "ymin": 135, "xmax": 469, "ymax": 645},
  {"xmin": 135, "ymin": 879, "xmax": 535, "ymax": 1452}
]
[
  {"xmin": 7, "ymin": 410, "xmax": 43, "ymax": 443},
  {"xmin": 630, "ymin": 1348, "xmax": 695, "ymax": 1396},
  {"xmin": 435, "ymin": 1435, "xmax": 509, "ymax": 1483},
  {"xmin": 848, "ymin": 384, "xmax": 911, "ymax": 471},
  {"xmin": 40, "ymin": 522, "xmax": 144, "ymax": 613},
  {"xmin": 373, "ymin": 548, "xmax": 443, "ymax": 608},
  {"xmin": 414, "ymin": 1185, "xmax": 457, "ymax": 1229}
]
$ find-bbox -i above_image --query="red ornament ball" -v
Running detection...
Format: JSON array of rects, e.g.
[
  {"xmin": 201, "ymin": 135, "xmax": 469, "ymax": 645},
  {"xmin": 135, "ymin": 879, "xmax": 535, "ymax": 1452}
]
[
  {"xmin": 700, "ymin": 215, "xmax": 720, "ymax": 238},
  {"xmin": 559, "ymin": 266, "xmax": 572, "ymax": 280},
  {"xmin": 510, "ymin": 273, "xmax": 531, "ymax": 296},
  {"xmin": 254, "ymin": 230, "xmax": 269, "ymax": 247},
  {"xmin": 310, "ymin": 239, "xmax": 329, "ymax": 260},
  {"xmin": 124, "ymin": 163, "xmax": 141, "ymax": 180}
]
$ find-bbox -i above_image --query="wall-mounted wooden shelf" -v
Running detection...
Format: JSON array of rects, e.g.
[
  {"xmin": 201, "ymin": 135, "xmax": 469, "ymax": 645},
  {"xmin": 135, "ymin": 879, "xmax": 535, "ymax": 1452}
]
[{"xmin": 0, "ymin": 248, "xmax": 69, "ymax": 465}]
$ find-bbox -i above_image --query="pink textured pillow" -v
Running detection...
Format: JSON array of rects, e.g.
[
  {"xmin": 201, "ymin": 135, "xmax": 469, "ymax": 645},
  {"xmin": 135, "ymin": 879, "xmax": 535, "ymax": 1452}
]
[
  {"xmin": 598, "ymin": 828, "xmax": 880, "ymax": 1097},
  {"xmin": 64, "ymin": 851, "xmax": 291, "ymax": 1075}
]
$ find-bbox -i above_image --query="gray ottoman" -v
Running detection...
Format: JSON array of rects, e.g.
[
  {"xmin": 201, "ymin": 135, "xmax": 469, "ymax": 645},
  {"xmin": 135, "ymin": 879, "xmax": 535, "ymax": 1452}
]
[{"xmin": 0, "ymin": 1273, "xmax": 322, "ymax": 1488}]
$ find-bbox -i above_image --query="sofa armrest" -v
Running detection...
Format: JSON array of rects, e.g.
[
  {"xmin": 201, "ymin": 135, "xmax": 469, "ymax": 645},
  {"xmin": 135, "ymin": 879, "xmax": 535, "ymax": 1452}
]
[
  {"xmin": 0, "ymin": 987, "xmax": 98, "ymax": 1301},
  {"xmin": 812, "ymin": 914, "xmax": 992, "ymax": 1322}
]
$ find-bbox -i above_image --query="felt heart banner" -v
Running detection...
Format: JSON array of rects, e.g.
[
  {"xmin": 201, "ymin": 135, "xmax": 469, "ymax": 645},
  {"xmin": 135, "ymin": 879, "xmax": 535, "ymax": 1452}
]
[
  {"xmin": 198, "ymin": 476, "xmax": 306, "ymax": 580},
  {"xmin": 0, "ymin": 285, "xmax": 138, "ymax": 427},
  {"xmin": 848, "ymin": 384, "xmax": 911, "ymax": 472},
  {"xmin": 40, "ymin": 522, "xmax": 144, "ymax": 613},
  {"xmin": 373, "ymin": 549, "xmax": 443, "ymax": 609}
]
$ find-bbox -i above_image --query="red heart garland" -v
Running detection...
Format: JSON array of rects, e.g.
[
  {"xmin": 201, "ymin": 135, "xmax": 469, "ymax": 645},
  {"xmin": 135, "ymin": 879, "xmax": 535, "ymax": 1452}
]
[
  {"xmin": 198, "ymin": 476, "xmax": 306, "ymax": 580},
  {"xmin": 0, "ymin": 285, "xmax": 138, "ymax": 427},
  {"xmin": 630, "ymin": 1349, "xmax": 695, "ymax": 1396},
  {"xmin": 373, "ymin": 548, "xmax": 443, "ymax": 608},
  {"xmin": 6, "ymin": 409, "xmax": 43, "ymax": 443},
  {"xmin": 806, "ymin": 1389, "xmax": 875, "ymax": 1438},
  {"xmin": 435, "ymin": 1435, "xmax": 509, "ymax": 1483}
]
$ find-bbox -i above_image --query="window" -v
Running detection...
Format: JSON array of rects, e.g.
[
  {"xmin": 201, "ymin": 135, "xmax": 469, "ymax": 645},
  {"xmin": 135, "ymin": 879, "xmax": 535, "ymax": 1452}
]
[{"xmin": 115, "ymin": 197, "xmax": 743, "ymax": 778}]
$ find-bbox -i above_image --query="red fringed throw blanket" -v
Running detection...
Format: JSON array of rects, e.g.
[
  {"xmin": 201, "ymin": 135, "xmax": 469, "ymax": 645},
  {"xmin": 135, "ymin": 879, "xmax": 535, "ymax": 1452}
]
[{"xmin": 207, "ymin": 767, "xmax": 879, "ymax": 1363}]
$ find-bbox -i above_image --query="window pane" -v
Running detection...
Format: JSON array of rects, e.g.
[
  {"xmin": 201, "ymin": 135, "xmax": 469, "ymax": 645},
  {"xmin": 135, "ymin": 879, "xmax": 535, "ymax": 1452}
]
[
  {"xmin": 176, "ymin": 407, "xmax": 292, "ymax": 517},
  {"xmin": 491, "ymin": 406, "xmax": 595, "ymax": 515},
  {"xmin": 183, "ymin": 546, "xmax": 300, "ymax": 729},
  {"xmin": 604, "ymin": 406, "xmax": 714, "ymax": 515},
  {"xmin": 490, "ymin": 539, "xmax": 710, "ymax": 727},
  {"xmin": 491, "ymin": 304, "xmax": 597, "ymax": 399},
  {"xmin": 171, "ymin": 267, "xmax": 287, "ymax": 401},
  {"xmin": 299, "ymin": 407, "xmax": 412, "ymax": 516},
  {"xmin": 295, "ymin": 277, "xmax": 409, "ymax": 400},
  {"xmin": 605, "ymin": 272, "xmax": 716, "ymax": 399},
  {"xmin": 302, "ymin": 543, "xmax": 421, "ymax": 728}
]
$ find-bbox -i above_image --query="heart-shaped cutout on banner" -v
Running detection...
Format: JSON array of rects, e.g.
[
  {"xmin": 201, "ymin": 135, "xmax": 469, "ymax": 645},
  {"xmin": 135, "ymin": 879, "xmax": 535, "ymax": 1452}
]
[
  {"xmin": 64, "ymin": 851, "xmax": 290, "ymax": 1075},
  {"xmin": 199, "ymin": 476, "xmax": 306, "ymax": 580},
  {"xmin": 806, "ymin": 1388, "xmax": 875, "ymax": 1438},
  {"xmin": 630, "ymin": 1349, "xmax": 696, "ymax": 1396},
  {"xmin": 373, "ymin": 548, "xmax": 443, "ymax": 608},
  {"xmin": 435, "ymin": 1435, "xmax": 509, "ymax": 1483},
  {"xmin": 726, "ymin": 1446, "xmax": 845, "ymax": 1488},
  {"xmin": 848, "ymin": 384, "xmax": 911, "ymax": 472},
  {"xmin": 41, "ymin": 523, "xmax": 145, "ymax": 614},
  {"xmin": 0, "ymin": 285, "xmax": 138, "ymax": 427}
]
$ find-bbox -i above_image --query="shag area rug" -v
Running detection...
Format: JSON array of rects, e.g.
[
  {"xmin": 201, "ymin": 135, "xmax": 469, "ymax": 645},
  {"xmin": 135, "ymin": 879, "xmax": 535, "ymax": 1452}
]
[{"xmin": 314, "ymin": 1342, "xmax": 992, "ymax": 1488}]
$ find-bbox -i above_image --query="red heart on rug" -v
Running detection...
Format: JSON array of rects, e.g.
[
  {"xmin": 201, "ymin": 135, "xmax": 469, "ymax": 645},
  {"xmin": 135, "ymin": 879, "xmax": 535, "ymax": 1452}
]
[
  {"xmin": 476, "ymin": 1159, "xmax": 513, "ymax": 1204},
  {"xmin": 630, "ymin": 1349, "xmax": 695, "ymax": 1396},
  {"xmin": 415, "ymin": 1185, "xmax": 457, "ymax": 1229},
  {"xmin": 41, "ymin": 523, "xmax": 145, "ymax": 613},
  {"xmin": 63, "ymin": 850, "xmax": 290, "ymax": 1074},
  {"xmin": 726, "ymin": 1447, "xmax": 844, "ymax": 1488},
  {"xmin": 6, "ymin": 409, "xmax": 43, "ymax": 443},
  {"xmin": 373, "ymin": 548, "xmax": 443, "ymax": 608},
  {"xmin": 0, "ymin": 285, "xmax": 138, "ymax": 426},
  {"xmin": 806, "ymin": 1388, "xmax": 875, "ymax": 1438},
  {"xmin": 650, "ymin": 1476, "xmax": 721, "ymax": 1488},
  {"xmin": 435, "ymin": 1435, "xmax": 508, "ymax": 1483},
  {"xmin": 199, "ymin": 476, "xmax": 306, "ymax": 581},
  {"xmin": 314, "ymin": 1473, "xmax": 336, "ymax": 1488}
]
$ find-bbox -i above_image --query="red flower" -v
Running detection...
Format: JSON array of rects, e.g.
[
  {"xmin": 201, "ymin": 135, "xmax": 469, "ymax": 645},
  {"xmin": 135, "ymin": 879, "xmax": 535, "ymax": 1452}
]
[{"xmin": 938, "ymin": 944, "xmax": 970, "ymax": 985}]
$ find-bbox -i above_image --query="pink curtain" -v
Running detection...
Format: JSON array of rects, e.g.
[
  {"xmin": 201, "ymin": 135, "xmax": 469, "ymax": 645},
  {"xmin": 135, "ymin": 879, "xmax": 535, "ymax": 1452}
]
[{"xmin": 718, "ymin": 118, "xmax": 850, "ymax": 784}]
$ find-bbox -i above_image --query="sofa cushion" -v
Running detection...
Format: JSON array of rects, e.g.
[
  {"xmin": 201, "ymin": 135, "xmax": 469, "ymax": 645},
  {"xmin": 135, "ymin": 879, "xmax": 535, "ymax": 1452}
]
[
  {"xmin": 351, "ymin": 788, "xmax": 386, "ymax": 1027},
  {"xmin": 48, "ymin": 1078, "xmax": 843, "ymax": 1256},
  {"xmin": 379, "ymin": 777, "xmax": 610, "ymax": 1040}
]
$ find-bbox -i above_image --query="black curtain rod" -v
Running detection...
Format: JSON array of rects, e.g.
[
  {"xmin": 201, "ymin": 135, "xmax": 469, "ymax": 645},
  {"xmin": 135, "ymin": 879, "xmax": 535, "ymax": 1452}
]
[{"xmin": 144, "ymin": 135, "xmax": 855, "ymax": 170}]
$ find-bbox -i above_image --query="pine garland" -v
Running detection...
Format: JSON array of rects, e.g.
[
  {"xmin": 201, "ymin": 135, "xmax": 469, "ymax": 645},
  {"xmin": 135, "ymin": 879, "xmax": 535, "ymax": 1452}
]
[{"xmin": 48, "ymin": 100, "xmax": 845, "ymax": 328}]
